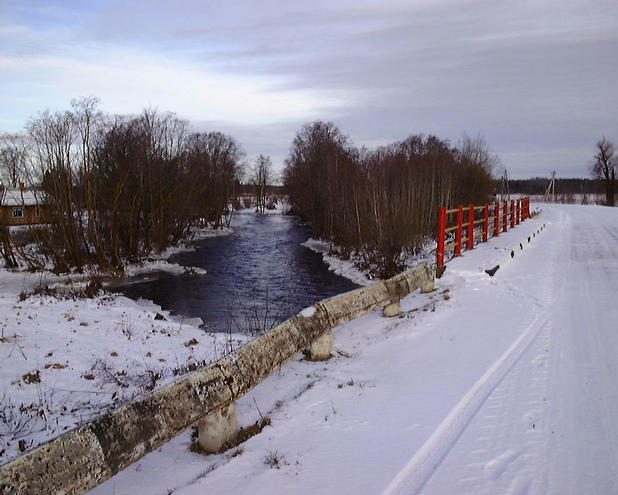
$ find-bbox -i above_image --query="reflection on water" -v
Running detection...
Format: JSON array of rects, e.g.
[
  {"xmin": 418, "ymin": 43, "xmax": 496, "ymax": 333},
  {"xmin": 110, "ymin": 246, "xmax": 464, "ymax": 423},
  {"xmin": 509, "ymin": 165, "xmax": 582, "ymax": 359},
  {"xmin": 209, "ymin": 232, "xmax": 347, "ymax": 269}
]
[{"xmin": 114, "ymin": 213, "xmax": 359, "ymax": 332}]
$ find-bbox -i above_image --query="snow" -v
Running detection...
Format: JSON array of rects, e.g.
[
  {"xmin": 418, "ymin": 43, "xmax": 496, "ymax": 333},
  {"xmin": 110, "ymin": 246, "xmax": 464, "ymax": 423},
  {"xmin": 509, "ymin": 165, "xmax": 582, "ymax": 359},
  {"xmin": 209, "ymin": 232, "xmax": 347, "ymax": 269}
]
[
  {"xmin": 0, "ymin": 188, "xmax": 43, "ymax": 206},
  {"xmin": 302, "ymin": 237, "xmax": 435, "ymax": 286},
  {"xmin": 123, "ymin": 261, "xmax": 207, "ymax": 277},
  {"xmin": 0, "ymin": 225, "xmax": 245, "ymax": 464},
  {"xmin": 121, "ymin": 225, "xmax": 233, "ymax": 277},
  {"xmin": 260, "ymin": 199, "xmax": 291, "ymax": 215},
  {"xmin": 300, "ymin": 305, "xmax": 316, "ymax": 318},
  {"xmin": 0, "ymin": 284, "xmax": 248, "ymax": 463},
  {"xmin": 3, "ymin": 203, "xmax": 617, "ymax": 495},
  {"xmin": 301, "ymin": 238, "xmax": 375, "ymax": 286},
  {"xmin": 236, "ymin": 197, "xmax": 292, "ymax": 216}
]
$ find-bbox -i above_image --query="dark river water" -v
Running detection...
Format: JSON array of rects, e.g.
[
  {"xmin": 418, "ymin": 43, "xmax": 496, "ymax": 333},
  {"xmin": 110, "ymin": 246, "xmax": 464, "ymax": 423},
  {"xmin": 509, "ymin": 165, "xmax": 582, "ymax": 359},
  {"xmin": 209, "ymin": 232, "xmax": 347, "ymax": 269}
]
[{"xmin": 113, "ymin": 212, "xmax": 359, "ymax": 332}]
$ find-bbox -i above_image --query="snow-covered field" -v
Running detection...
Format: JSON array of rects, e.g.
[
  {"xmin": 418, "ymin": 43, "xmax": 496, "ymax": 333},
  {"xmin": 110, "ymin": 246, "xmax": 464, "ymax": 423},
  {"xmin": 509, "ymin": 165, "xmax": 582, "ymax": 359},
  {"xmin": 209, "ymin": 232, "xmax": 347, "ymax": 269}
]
[
  {"xmin": 79, "ymin": 203, "xmax": 617, "ymax": 495},
  {"xmin": 528, "ymin": 193, "xmax": 607, "ymax": 205}
]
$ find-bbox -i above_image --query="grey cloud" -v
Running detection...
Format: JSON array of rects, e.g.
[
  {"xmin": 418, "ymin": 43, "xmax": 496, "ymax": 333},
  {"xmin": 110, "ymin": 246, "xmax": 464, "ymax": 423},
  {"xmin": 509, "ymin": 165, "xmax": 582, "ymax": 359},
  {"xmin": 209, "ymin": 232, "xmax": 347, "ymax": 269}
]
[{"xmin": 2, "ymin": 0, "xmax": 617, "ymax": 178}]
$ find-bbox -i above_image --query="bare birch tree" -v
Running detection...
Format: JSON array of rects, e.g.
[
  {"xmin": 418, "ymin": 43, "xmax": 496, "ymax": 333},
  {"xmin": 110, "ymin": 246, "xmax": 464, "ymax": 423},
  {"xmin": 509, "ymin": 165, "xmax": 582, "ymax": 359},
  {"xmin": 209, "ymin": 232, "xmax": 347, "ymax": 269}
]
[
  {"xmin": 251, "ymin": 155, "xmax": 273, "ymax": 213},
  {"xmin": 0, "ymin": 133, "xmax": 29, "ymax": 188}
]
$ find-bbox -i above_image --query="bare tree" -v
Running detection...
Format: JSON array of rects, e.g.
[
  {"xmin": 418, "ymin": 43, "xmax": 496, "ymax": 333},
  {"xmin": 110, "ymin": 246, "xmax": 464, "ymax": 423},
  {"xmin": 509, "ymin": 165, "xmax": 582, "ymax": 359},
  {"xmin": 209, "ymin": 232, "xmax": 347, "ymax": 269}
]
[
  {"xmin": 28, "ymin": 109, "xmax": 86, "ymax": 270},
  {"xmin": 590, "ymin": 137, "xmax": 616, "ymax": 206},
  {"xmin": 71, "ymin": 96, "xmax": 107, "ymax": 265},
  {"xmin": 0, "ymin": 133, "xmax": 29, "ymax": 187},
  {"xmin": 251, "ymin": 155, "xmax": 273, "ymax": 213},
  {"xmin": 458, "ymin": 133, "xmax": 498, "ymax": 175},
  {"xmin": 284, "ymin": 123, "xmax": 495, "ymax": 278}
]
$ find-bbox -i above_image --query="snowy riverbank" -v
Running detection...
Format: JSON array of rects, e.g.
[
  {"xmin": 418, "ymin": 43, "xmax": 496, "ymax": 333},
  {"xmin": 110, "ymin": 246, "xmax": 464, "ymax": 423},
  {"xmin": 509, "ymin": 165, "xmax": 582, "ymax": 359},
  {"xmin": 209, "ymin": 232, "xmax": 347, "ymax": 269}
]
[
  {"xmin": 301, "ymin": 238, "xmax": 375, "ymax": 286},
  {"xmin": 0, "ymin": 202, "xmax": 296, "ymax": 465},
  {"xmin": 0, "ymin": 224, "xmax": 246, "ymax": 464},
  {"xmin": 302, "ymin": 238, "xmax": 436, "ymax": 287}
]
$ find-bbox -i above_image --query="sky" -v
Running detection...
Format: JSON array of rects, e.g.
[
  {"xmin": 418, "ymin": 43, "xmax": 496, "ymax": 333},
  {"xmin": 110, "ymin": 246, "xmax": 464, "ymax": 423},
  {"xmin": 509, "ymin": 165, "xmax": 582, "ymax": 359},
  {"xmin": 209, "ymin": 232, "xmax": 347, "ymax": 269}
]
[{"xmin": 1, "ymin": 0, "xmax": 617, "ymax": 179}]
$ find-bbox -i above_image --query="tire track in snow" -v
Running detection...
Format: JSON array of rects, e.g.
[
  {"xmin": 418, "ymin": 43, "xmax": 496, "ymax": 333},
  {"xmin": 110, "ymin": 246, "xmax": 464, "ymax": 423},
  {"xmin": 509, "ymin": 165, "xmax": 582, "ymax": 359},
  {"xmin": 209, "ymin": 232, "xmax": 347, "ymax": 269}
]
[
  {"xmin": 381, "ymin": 312, "xmax": 549, "ymax": 495},
  {"xmin": 426, "ymin": 319, "xmax": 552, "ymax": 495}
]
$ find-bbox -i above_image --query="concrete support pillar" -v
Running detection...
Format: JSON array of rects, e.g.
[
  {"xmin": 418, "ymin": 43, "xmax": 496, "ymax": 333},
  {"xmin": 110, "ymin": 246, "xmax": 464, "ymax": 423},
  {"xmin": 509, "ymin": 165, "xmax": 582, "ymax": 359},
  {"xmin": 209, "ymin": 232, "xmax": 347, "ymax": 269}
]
[
  {"xmin": 310, "ymin": 330, "xmax": 334, "ymax": 360},
  {"xmin": 383, "ymin": 300, "xmax": 401, "ymax": 317},
  {"xmin": 198, "ymin": 401, "xmax": 238, "ymax": 453},
  {"xmin": 420, "ymin": 279, "xmax": 435, "ymax": 293}
]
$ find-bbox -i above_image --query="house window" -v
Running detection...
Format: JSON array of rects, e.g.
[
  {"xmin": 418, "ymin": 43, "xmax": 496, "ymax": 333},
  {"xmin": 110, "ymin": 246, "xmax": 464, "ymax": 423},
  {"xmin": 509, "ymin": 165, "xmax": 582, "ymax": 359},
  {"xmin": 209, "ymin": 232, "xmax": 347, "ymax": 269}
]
[
  {"xmin": 35, "ymin": 208, "xmax": 41, "ymax": 217},
  {"xmin": 13, "ymin": 207, "xmax": 24, "ymax": 218}
]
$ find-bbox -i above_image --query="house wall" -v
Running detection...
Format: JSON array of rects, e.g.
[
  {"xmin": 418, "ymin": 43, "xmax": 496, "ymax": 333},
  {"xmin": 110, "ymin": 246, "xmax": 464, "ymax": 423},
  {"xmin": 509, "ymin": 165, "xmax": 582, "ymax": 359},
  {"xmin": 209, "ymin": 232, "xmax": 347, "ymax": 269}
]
[{"xmin": 0, "ymin": 205, "xmax": 48, "ymax": 226}]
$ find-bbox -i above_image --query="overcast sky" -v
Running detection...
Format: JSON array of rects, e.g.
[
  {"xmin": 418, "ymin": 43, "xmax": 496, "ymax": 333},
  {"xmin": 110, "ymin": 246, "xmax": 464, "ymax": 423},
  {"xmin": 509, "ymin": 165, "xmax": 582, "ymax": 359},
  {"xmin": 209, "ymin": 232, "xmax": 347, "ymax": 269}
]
[{"xmin": 1, "ymin": 0, "xmax": 617, "ymax": 178}]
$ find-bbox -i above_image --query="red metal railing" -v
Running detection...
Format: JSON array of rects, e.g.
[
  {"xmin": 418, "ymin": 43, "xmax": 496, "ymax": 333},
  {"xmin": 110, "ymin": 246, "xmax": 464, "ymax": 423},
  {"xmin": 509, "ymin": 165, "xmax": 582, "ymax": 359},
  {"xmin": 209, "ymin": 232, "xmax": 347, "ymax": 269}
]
[{"xmin": 436, "ymin": 197, "xmax": 531, "ymax": 268}]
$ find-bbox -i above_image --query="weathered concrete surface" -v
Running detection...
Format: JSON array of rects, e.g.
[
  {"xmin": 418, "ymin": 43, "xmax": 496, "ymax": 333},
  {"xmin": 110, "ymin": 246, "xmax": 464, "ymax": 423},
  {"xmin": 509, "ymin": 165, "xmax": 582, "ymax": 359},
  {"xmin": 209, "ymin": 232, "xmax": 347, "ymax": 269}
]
[
  {"xmin": 0, "ymin": 427, "xmax": 111, "ymax": 495},
  {"xmin": 0, "ymin": 262, "xmax": 434, "ymax": 495},
  {"xmin": 214, "ymin": 312, "xmax": 331, "ymax": 397},
  {"xmin": 318, "ymin": 282, "xmax": 390, "ymax": 327},
  {"xmin": 198, "ymin": 402, "xmax": 239, "ymax": 453},
  {"xmin": 0, "ymin": 365, "xmax": 232, "ymax": 494},
  {"xmin": 310, "ymin": 330, "xmax": 334, "ymax": 360},
  {"xmin": 383, "ymin": 300, "xmax": 402, "ymax": 317}
]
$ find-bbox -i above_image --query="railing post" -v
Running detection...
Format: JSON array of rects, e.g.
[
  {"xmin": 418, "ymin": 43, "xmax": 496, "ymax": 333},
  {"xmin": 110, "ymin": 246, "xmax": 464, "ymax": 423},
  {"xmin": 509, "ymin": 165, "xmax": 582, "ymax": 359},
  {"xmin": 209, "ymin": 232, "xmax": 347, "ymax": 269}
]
[
  {"xmin": 510, "ymin": 200, "xmax": 515, "ymax": 228},
  {"xmin": 436, "ymin": 206, "xmax": 446, "ymax": 268},
  {"xmin": 483, "ymin": 203, "xmax": 489, "ymax": 242},
  {"xmin": 520, "ymin": 199, "xmax": 524, "ymax": 221},
  {"xmin": 520, "ymin": 199, "xmax": 523, "ymax": 222},
  {"xmin": 503, "ymin": 201, "xmax": 508, "ymax": 232},
  {"xmin": 494, "ymin": 201, "xmax": 500, "ymax": 237},
  {"xmin": 516, "ymin": 199, "xmax": 520, "ymax": 224},
  {"xmin": 466, "ymin": 204, "xmax": 474, "ymax": 250},
  {"xmin": 525, "ymin": 197, "xmax": 530, "ymax": 219},
  {"xmin": 454, "ymin": 204, "xmax": 463, "ymax": 256}
]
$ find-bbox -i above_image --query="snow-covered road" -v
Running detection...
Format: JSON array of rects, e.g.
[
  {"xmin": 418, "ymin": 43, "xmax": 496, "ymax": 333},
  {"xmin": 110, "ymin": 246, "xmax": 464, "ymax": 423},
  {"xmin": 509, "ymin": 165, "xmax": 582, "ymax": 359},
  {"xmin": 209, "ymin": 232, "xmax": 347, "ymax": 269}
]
[
  {"xmin": 396, "ymin": 204, "xmax": 618, "ymax": 494},
  {"xmin": 90, "ymin": 204, "xmax": 618, "ymax": 495}
]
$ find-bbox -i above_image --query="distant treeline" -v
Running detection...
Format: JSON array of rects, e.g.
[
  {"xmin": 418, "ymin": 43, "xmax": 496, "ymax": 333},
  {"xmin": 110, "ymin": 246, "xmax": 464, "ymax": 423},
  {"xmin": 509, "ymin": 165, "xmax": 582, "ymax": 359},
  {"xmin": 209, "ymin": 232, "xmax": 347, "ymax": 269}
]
[
  {"xmin": 507, "ymin": 177, "xmax": 604, "ymax": 195},
  {"xmin": 284, "ymin": 122, "xmax": 495, "ymax": 278},
  {"xmin": 2, "ymin": 98, "xmax": 243, "ymax": 272}
]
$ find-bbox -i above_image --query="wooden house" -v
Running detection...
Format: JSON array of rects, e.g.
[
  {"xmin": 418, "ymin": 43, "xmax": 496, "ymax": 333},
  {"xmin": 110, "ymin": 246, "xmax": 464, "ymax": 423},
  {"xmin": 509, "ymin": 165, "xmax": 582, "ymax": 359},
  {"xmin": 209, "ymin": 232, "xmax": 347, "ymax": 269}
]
[{"xmin": 0, "ymin": 185, "xmax": 48, "ymax": 226}]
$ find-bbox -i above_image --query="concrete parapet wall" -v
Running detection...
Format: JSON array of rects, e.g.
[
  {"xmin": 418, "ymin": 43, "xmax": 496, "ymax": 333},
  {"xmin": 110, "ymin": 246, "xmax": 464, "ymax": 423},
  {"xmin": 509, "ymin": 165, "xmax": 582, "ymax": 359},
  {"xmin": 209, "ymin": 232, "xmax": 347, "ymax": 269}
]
[
  {"xmin": 0, "ymin": 262, "xmax": 434, "ymax": 495},
  {"xmin": 1, "ymin": 365, "xmax": 233, "ymax": 494}
]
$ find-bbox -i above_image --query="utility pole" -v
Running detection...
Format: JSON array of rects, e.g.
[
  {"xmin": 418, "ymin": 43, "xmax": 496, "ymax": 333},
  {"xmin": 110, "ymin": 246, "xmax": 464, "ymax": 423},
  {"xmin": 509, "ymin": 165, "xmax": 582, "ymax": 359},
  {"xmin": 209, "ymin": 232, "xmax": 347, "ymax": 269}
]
[
  {"xmin": 500, "ymin": 169, "xmax": 510, "ymax": 202},
  {"xmin": 544, "ymin": 170, "xmax": 556, "ymax": 203}
]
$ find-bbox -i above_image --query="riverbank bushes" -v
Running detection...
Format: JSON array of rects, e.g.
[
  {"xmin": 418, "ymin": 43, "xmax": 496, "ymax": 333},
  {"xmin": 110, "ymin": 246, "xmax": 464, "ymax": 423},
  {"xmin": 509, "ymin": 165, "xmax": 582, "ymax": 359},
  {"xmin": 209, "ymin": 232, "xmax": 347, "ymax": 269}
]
[
  {"xmin": 284, "ymin": 122, "xmax": 495, "ymax": 278},
  {"xmin": 10, "ymin": 98, "xmax": 243, "ymax": 272}
]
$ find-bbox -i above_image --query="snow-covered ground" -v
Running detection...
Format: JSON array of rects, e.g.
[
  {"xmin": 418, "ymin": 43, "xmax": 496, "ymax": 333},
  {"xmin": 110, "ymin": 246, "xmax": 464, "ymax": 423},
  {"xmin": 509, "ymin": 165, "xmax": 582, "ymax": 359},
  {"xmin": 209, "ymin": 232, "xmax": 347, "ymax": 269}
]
[
  {"xmin": 236, "ymin": 197, "xmax": 292, "ymax": 216},
  {"xmin": 2, "ymin": 203, "xmax": 616, "ymax": 494},
  {"xmin": 528, "ymin": 193, "xmax": 607, "ymax": 205},
  {"xmin": 0, "ymin": 204, "xmax": 298, "ymax": 464},
  {"xmin": 302, "ymin": 238, "xmax": 434, "ymax": 286},
  {"xmin": 123, "ymin": 225, "xmax": 233, "ymax": 277},
  {"xmin": 81, "ymin": 203, "xmax": 617, "ymax": 495},
  {"xmin": 301, "ymin": 238, "xmax": 376, "ymax": 286},
  {"xmin": 0, "ymin": 225, "xmax": 249, "ymax": 464}
]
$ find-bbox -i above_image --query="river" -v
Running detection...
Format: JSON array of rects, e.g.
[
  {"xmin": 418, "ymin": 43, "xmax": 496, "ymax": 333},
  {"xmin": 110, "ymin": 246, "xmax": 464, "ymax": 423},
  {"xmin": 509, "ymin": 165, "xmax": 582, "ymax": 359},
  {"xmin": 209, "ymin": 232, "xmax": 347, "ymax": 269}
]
[{"xmin": 114, "ymin": 212, "xmax": 359, "ymax": 333}]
